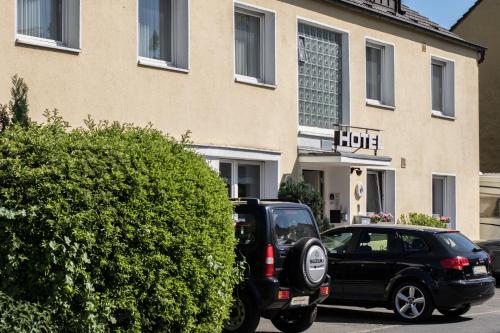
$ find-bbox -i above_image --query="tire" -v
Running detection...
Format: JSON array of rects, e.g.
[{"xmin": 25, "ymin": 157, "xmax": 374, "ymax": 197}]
[
  {"xmin": 271, "ymin": 305, "xmax": 317, "ymax": 333},
  {"xmin": 438, "ymin": 304, "xmax": 471, "ymax": 317},
  {"xmin": 391, "ymin": 282, "xmax": 434, "ymax": 323},
  {"xmin": 223, "ymin": 292, "xmax": 260, "ymax": 333},
  {"xmin": 286, "ymin": 237, "xmax": 327, "ymax": 291}
]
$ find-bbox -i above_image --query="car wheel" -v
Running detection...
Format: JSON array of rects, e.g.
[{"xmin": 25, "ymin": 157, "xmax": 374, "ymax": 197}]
[
  {"xmin": 438, "ymin": 304, "xmax": 471, "ymax": 317},
  {"xmin": 392, "ymin": 282, "xmax": 434, "ymax": 322},
  {"xmin": 271, "ymin": 305, "xmax": 317, "ymax": 333},
  {"xmin": 223, "ymin": 292, "xmax": 260, "ymax": 333}
]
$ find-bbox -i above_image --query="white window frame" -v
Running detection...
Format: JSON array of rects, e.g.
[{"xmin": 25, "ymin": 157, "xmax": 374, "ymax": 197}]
[
  {"xmin": 137, "ymin": 0, "xmax": 190, "ymax": 73},
  {"xmin": 220, "ymin": 159, "xmax": 264, "ymax": 198},
  {"xmin": 233, "ymin": 2, "xmax": 276, "ymax": 88},
  {"xmin": 15, "ymin": 0, "xmax": 81, "ymax": 53},
  {"xmin": 296, "ymin": 17, "xmax": 351, "ymax": 135},
  {"xmin": 430, "ymin": 56, "xmax": 455, "ymax": 119},
  {"xmin": 366, "ymin": 168, "xmax": 396, "ymax": 218},
  {"xmin": 431, "ymin": 173, "xmax": 457, "ymax": 228},
  {"xmin": 365, "ymin": 37, "xmax": 395, "ymax": 109}
]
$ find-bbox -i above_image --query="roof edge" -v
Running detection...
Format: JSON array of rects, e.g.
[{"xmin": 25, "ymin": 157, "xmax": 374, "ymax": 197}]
[
  {"xmin": 324, "ymin": 0, "xmax": 486, "ymax": 53},
  {"xmin": 450, "ymin": 0, "xmax": 483, "ymax": 31}
]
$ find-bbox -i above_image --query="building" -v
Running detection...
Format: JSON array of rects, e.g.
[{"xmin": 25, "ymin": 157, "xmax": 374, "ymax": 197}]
[
  {"xmin": 0, "ymin": 0, "xmax": 484, "ymax": 238},
  {"xmin": 452, "ymin": 0, "xmax": 500, "ymax": 239}
]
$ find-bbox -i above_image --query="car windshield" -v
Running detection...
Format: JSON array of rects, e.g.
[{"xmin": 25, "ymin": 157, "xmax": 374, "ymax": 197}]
[
  {"xmin": 437, "ymin": 232, "xmax": 478, "ymax": 253},
  {"xmin": 272, "ymin": 209, "xmax": 317, "ymax": 245}
]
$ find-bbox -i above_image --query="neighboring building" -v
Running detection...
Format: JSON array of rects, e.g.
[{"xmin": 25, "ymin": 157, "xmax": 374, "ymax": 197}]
[
  {"xmin": 452, "ymin": 0, "xmax": 500, "ymax": 174},
  {"xmin": 452, "ymin": 0, "xmax": 500, "ymax": 239},
  {"xmin": 0, "ymin": 0, "xmax": 484, "ymax": 238}
]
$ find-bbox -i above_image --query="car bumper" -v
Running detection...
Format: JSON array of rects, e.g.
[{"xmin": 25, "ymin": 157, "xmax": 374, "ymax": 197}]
[
  {"xmin": 255, "ymin": 275, "xmax": 331, "ymax": 311},
  {"xmin": 433, "ymin": 276, "xmax": 496, "ymax": 308}
]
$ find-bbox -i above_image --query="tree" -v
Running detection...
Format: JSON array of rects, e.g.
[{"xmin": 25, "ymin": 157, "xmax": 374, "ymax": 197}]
[
  {"xmin": 9, "ymin": 75, "xmax": 30, "ymax": 127},
  {"xmin": 278, "ymin": 180, "xmax": 324, "ymax": 223},
  {"xmin": 0, "ymin": 104, "xmax": 9, "ymax": 132}
]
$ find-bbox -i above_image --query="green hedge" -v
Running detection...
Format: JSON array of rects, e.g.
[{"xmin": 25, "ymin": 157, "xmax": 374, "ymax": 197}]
[
  {"xmin": 398, "ymin": 213, "xmax": 447, "ymax": 228},
  {"xmin": 278, "ymin": 180, "xmax": 325, "ymax": 229},
  {"xmin": 0, "ymin": 112, "xmax": 237, "ymax": 332}
]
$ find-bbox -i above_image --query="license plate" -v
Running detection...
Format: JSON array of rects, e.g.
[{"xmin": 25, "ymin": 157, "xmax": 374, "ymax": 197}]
[
  {"xmin": 473, "ymin": 265, "xmax": 487, "ymax": 275},
  {"xmin": 290, "ymin": 296, "xmax": 309, "ymax": 307}
]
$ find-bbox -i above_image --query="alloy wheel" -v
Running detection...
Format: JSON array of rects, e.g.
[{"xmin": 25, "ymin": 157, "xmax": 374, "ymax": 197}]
[
  {"xmin": 224, "ymin": 298, "xmax": 246, "ymax": 331},
  {"xmin": 394, "ymin": 285, "xmax": 426, "ymax": 319}
]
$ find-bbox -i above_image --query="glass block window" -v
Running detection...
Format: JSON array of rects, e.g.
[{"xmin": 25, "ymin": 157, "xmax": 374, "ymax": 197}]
[{"xmin": 298, "ymin": 23, "xmax": 342, "ymax": 129}]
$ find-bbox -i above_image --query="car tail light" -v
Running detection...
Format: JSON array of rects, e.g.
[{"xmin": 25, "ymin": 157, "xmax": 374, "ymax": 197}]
[
  {"xmin": 277, "ymin": 289, "xmax": 290, "ymax": 300},
  {"xmin": 320, "ymin": 285, "xmax": 330, "ymax": 296},
  {"xmin": 264, "ymin": 244, "xmax": 275, "ymax": 277},
  {"xmin": 440, "ymin": 256, "xmax": 470, "ymax": 270}
]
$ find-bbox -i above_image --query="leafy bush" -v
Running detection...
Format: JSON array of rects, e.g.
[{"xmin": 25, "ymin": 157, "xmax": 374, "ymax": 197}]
[
  {"xmin": 278, "ymin": 180, "xmax": 324, "ymax": 224},
  {"xmin": 0, "ymin": 111, "xmax": 237, "ymax": 332},
  {"xmin": 399, "ymin": 213, "xmax": 447, "ymax": 228},
  {"xmin": 0, "ymin": 291, "xmax": 57, "ymax": 332}
]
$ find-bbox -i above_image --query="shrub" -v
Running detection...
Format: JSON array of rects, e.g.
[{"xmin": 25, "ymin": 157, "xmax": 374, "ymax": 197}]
[
  {"xmin": 0, "ymin": 111, "xmax": 237, "ymax": 332},
  {"xmin": 398, "ymin": 213, "xmax": 447, "ymax": 228},
  {"xmin": 0, "ymin": 291, "xmax": 57, "ymax": 332},
  {"xmin": 278, "ymin": 180, "xmax": 324, "ymax": 223}
]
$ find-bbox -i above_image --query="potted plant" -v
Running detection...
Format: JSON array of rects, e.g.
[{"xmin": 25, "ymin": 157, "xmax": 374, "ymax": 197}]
[{"xmin": 369, "ymin": 213, "xmax": 393, "ymax": 224}]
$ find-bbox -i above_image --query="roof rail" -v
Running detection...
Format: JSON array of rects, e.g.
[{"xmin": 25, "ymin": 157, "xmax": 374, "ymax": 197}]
[
  {"xmin": 230, "ymin": 198, "xmax": 260, "ymax": 205},
  {"xmin": 261, "ymin": 198, "xmax": 303, "ymax": 204}
]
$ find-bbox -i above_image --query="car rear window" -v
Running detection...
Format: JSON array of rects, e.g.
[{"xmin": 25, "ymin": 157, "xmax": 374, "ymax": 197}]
[
  {"xmin": 272, "ymin": 209, "xmax": 317, "ymax": 245},
  {"xmin": 437, "ymin": 232, "xmax": 477, "ymax": 253},
  {"xmin": 234, "ymin": 213, "xmax": 257, "ymax": 245}
]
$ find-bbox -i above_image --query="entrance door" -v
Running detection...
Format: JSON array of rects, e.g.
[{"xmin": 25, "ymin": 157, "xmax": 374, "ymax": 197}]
[{"xmin": 303, "ymin": 170, "xmax": 324, "ymax": 196}]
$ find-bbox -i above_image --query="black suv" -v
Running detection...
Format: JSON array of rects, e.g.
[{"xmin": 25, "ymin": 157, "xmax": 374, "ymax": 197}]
[
  {"xmin": 224, "ymin": 199, "xmax": 330, "ymax": 333},
  {"xmin": 321, "ymin": 225, "xmax": 496, "ymax": 322}
]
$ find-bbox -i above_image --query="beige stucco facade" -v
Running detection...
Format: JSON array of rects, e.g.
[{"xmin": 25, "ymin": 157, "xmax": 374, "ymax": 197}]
[
  {"xmin": 452, "ymin": 0, "xmax": 500, "ymax": 174},
  {"xmin": 0, "ymin": 0, "xmax": 481, "ymax": 238}
]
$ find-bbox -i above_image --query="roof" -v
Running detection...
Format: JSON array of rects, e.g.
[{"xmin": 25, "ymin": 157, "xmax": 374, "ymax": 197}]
[
  {"xmin": 450, "ymin": 0, "xmax": 483, "ymax": 31},
  {"xmin": 324, "ymin": 0, "xmax": 486, "ymax": 53},
  {"xmin": 325, "ymin": 223, "xmax": 453, "ymax": 233}
]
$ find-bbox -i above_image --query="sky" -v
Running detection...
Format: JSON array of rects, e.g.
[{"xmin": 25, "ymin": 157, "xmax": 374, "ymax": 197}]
[{"xmin": 401, "ymin": 0, "xmax": 477, "ymax": 29}]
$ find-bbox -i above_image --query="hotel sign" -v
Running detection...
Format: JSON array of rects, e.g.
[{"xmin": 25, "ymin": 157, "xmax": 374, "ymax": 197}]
[{"xmin": 333, "ymin": 130, "xmax": 383, "ymax": 150}]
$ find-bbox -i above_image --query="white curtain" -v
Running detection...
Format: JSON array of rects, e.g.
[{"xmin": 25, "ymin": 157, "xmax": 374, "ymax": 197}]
[
  {"xmin": 17, "ymin": 0, "xmax": 62, "ymax": 40},
  {"xmin": 139, "ymin": 0, "xmax": 171, "ymax": 61},
  {"xmin": 366, "ymin": 46, "xmax": 382, "ymax": 101},
  {"xmin": 235, "ymin": 12, "xmax": 261, "ymax": 78}
]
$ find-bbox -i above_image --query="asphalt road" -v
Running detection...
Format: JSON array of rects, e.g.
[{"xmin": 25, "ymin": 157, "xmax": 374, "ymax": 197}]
[{"xmin": 257, "ymin": 281, "xmax": 500, "ymax": 333}]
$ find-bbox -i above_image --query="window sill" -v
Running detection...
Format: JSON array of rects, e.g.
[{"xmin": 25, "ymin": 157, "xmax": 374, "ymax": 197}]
[
  {"xmin": 431, "ymin": 111, "xmax": 455, "ymax": 121},
  {"xmin": 234, "ymin": 76, "xmax": 276, "ymax": 89},
  {"xmin": 137, "ymin": 58, "xmax": 189, "ymax": 73},
  {"xmin": 366, "ymin": 100, "xmax": 395, "ymax": 110},
  {"xmin": 15, "ymin": 35, "xmax": 81, "ymax": 54}
]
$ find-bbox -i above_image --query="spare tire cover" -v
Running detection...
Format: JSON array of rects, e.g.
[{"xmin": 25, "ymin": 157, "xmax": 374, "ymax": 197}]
[
  {"xmin": 286, "ymin": 238, "xmax": 327, "ymax": 290},
  {"xmin": 304, "ymin": 244, "xmax": 327, "ymax": 285}
]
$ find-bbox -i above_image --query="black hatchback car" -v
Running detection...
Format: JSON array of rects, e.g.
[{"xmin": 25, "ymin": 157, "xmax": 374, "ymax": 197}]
[{"xmin": 321, "ymin": 224, "xmax": 496, "ymax": 322}]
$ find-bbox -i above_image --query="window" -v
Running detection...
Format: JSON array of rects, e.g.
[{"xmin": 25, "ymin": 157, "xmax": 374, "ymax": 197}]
[
  {"xmin": 234, "ymin": 212, "xmax": 257, "ymax": 245},
  {"xmin": 16, "ymin": 0, "xmax": 80, "ymax": 50},
  {"xmin": 400, "ymin": 233, "xmax": 429, "ymax": 253},
  {"xmin": 234, "ymin": 3, "xmax": 275, "ymax": 85},
  {"xmin": 431, "ymin": 57, "xmax": 455, "ymax": 117},
  {"xmin": 365, "ymin": 39, "xmax": 395, "ymax": 107},
  {"xmin": 218, "ymin": 160, "xmax": 262, "ymax": 198},
  {"xmin": 437, "ymin": 232, "xmax": 477, "ymax": 253},
  {"xmin": 298, "ymin": 23, "xmax": 344, "ymax": 129},
  {"xmin": 272, "ymin": 209, "xmax": 317, "ymax": 245},
  {"xmin": 356, "ymin": 231, "xmax": 397, "ymax": 253},
  {"xmin": 322, "ymin": 232, "xmax": 353, "ymax": 254},
  {"xmin": 432, "ymin": 174, "xmax": 456, "ymax": 227},
  {"xmin": 366, "ymin": 170, "xmax": 395, "ymax": 217},
  {"xmin": 138, "ymin": 0, "xmax": 189, "ymax": 70}
]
